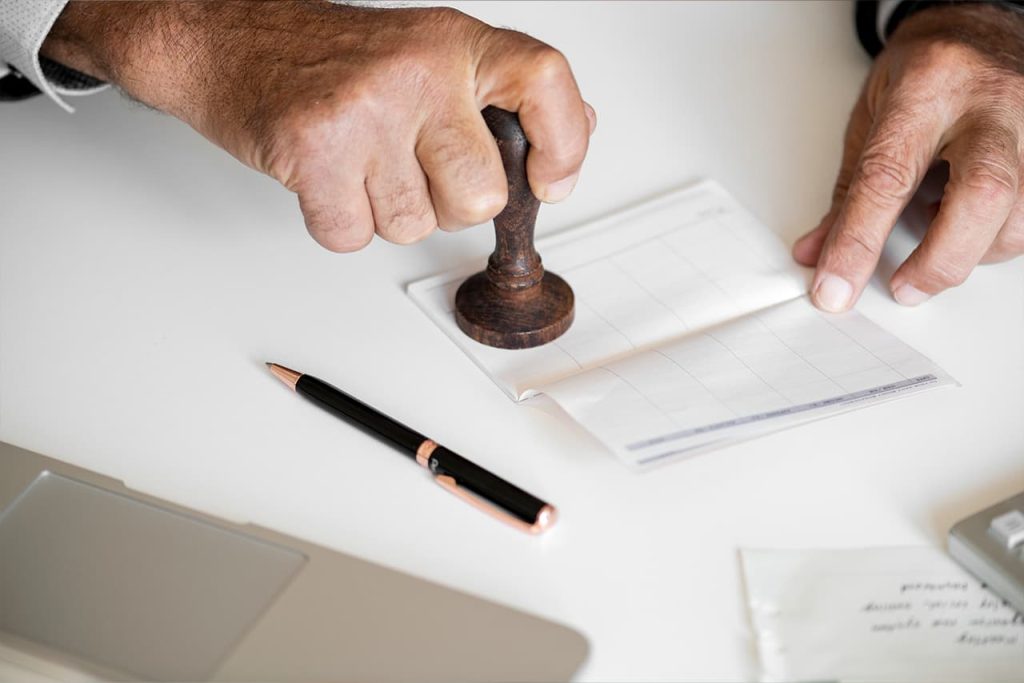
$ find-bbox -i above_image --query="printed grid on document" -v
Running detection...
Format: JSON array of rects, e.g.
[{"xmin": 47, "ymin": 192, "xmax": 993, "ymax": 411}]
[
  {"xmin": 549, "ymin": 297, "xmax": 938, "ymax": 464},
  {"xmin": 545, "ymin": 209, "xmax": 800, "ymax": 371},
  {"xmin": 422, "ymin": 207, "xmax": 806, "ymax": 396}
]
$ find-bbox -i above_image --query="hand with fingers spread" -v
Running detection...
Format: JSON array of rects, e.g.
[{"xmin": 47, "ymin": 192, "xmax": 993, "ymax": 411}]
[
  {"xmin": 40, "ymin": 1, "xmax": 596, "ymax": 252},
  {"xmin": 795, "ymin": 2, "xmax": 1024, "ymax": 312}
]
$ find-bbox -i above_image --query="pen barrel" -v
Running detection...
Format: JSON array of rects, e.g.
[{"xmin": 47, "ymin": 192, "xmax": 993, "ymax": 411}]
[
  {"xmin": 296, "ymin": 375, "xmax": 425, "ymax": 455},
  {"xmin": 428, "ymin": 446, "xmax": 547, "ymax": 525}
]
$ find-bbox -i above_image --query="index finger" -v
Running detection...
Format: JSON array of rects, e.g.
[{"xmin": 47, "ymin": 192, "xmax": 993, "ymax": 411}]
[
  {"xmin": 811, "ymin": 98, "xmax": 946, "ymax": 312},
  {"xmin": 476, "ymin": 31, "xmax": 593, "ymax": 203},
  {"xmin": 890, "ymin": 121, "xmax": 1019, "ymax": 302}
]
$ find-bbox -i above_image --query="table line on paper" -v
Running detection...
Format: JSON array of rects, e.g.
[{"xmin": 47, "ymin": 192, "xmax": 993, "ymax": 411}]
[
  {"xmin": 713, "ymin": 214, "xmax": 799, "ymax": 290},
  {"xmin": 658, "ymin": 234, "xmax": 745, "ymax": 320},
  {"xmin": 747, "ymin": 315, "xmax": 845, "ymax": 399},
  {"xmin": 607, "ymin": 255, "xmax": 695, "ymax": 332},
  {"xmin": 627, "ymin": 374, "xmax": 940, "ymax": 460},
  {"xmin": 704, "ymin": 330, "xmax": 793, "ymax": 406},
  {"xmin": 563, "ymin": 298, "xmax": 639, "ymax": 359},
  {"xmin": 555, "ymin": 206, "xmax": 734, "ymax": 278},
  {"xmin": 816, "ymin": 314, "xmax": 909, "ymax": 382},
  {"xmin": 414, "ymin": 203, "xmax": 736, "ymax": 299},
  {"xmin": 597, "ymin": 366, "xmax": 675, "ymax": 423},
  {"xmin": 652, "ymin": 348, "xmax": 740, "ymax": 419}
]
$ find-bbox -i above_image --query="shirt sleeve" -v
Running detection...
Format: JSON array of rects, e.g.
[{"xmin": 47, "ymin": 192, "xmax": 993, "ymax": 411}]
[
  {"xmin": 0, "ymin": 0, "xmax": 107, "ymax": 111},
  {"xmin": 856, "ymin": 0, "xmax": 1024, "ymax": 57}
]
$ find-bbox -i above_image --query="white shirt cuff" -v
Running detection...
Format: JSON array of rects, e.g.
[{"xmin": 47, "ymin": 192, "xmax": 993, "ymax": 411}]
[{"xmin": 0, "ymin": 0, "xmax": 106, "ymax": 111}]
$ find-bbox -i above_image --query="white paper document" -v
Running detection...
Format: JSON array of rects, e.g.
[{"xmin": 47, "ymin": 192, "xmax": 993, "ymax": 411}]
[
  {"xmin": 408, "ymin": 181, "xmax": 955, "ymax": 468},
  {"xmin": 741, "ymin": 546, "xmax": 1024, "ymax": 682}
]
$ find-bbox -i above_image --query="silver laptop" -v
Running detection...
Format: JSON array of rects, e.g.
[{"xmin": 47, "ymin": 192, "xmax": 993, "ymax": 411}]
[{"xmin": 0, "ymin": 441, "xmax": 588, "ymax": 682}]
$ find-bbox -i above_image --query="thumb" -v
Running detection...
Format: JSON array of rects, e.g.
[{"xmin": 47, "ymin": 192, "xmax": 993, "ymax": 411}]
[{"xmin": 475, "ymin": 29, "xmax": 592, "ymax": 203}]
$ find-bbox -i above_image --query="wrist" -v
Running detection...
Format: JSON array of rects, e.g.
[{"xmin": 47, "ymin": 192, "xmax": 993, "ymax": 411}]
[
  {"xmin": 40, "ymin": 1, "xmax": 215, "ymax": 118},
  {"xmin": 39, "ymin": 2, "xmax": 112, "ymax": 83}
]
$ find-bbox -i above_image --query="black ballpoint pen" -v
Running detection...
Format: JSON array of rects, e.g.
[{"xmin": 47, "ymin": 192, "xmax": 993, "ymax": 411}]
[{"xmin": 266, "ymin": 363, "xmax": 557, "ymax": 534}]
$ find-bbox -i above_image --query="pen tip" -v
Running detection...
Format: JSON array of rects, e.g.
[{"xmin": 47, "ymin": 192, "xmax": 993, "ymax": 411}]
[
  {"xmin": 265, "ymin": 362, "xmax": 274, "ymax": 368},
  {"xmin": 267, "ymin": 362, "xmax": 302, "ymax": 391}
]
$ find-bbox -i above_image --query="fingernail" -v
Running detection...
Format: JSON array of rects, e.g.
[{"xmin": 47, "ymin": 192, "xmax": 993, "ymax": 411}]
[
  {"xmin": 813, "ymin": 273, "xmax": 853, "ymax": 312},
  {"xmin": 584, "ymin": 102, "xmax": 597, "ymax": 133},
  {"xmin": 541, "ymin": 171, "xmax": 579, "ymax": 203},
  {"xmin": 893, "ymin": 283, "xmax": 930, "ymax": 306}
]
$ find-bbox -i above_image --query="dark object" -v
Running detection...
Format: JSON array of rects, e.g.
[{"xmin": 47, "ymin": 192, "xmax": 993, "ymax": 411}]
[
  {"xmin": 454, "ymin": 107, "xmax": 575, "ymax": 350},
  {"xmin": 855, "ymin": 1, "xmax": 1024, "ymax": 58},
  {"xmin": 0, "ymin": 70, "xmax": 42, "ymax": 101},
  {"xmin": 0, "ymin": 58, "xmax": 106, "ymax": 102},
  {"xmin": 267, "ymin": 363, "xmax": 557, "ymax": 534}
]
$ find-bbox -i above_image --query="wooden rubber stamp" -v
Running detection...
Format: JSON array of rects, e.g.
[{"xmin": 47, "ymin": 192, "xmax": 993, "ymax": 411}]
[{"xmin": 454, "ymin": 107, "xmax": 575, "ymax": 350}]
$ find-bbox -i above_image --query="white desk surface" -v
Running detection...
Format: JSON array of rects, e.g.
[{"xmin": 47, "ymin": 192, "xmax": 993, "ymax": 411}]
[{"xmin": 2, "ymin": 2, "xmax": 1023, "ymax": 680}]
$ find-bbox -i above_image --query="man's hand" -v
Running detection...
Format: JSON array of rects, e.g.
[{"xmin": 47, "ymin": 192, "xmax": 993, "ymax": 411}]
[
  {"xmin": 41, "ymin": 1, "xmax": 595, "ymax": 252},
  {"xmin": 794, "ymin": 3, "xmax": 1024, "ymax": 311}
]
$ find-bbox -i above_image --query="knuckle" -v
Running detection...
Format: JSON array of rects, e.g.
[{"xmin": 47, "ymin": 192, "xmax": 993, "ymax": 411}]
[
  {"xmin": 959, "ymin": 158, "xmax": 1018, "ymax": 203},
  {"xmin": 527, "ymin": 44, "xmax": 573, "ymax": 86},
  {"xmin": 372, "ymin": 185, "xmax": 436, "ymax": 245},
  {"xmin": 421, "ymin": 122, "xmax": 478, "ymax": 170},
  {"xmin": 855, "ymin": 148, "xmax": 917, "ymax": 206},
  {"xmin": 419, "ymin": 128, "xmax": 508, "ymax": 227},
  {"xmin": 303, "ymin": 205, "xmax": 372, "ymax": 253},
  {"xmin": 833, "ymin": 225, "xmax": 884, "ymax": 261},
  {"xmin": 922, "ymin": 255, "xmax": 972, "ymax": 289}
]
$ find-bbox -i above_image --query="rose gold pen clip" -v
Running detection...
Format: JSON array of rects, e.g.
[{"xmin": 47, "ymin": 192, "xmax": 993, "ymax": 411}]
[{"xmin": 416, "ymin": 440, "xmax": 557, "ymax": 535}]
